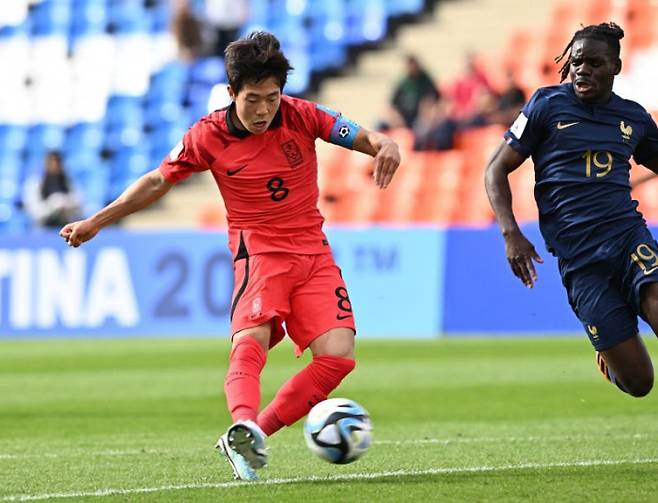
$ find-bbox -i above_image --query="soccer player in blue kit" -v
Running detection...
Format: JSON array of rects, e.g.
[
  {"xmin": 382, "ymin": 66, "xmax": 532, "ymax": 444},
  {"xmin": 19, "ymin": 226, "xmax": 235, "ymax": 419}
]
[{"xmin": 485, "ymin": 22, "xmax": 658, "ymax": 397}]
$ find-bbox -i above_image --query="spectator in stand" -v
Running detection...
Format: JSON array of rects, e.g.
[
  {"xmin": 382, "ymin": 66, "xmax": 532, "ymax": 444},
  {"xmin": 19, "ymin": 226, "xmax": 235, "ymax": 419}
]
[
  {"xmin": 23, "ymin": 151, "xmax": 81, "ymax": 229},
  {"xmin": 204, "ymin": 0, "xmax": 250, "ymax": 57},
  {"xmin": 490, "ymin": 69, "xmax": 526, "ymax": 125},
  {"xmin": 449, "ymin": 52, "xmax": 491, "ymax": 120},
  {"xmin": 412, "ymin": 96, "xmax": 457, "ymax": 151},
  {"xmin": 171, "ymin": 0, "xmax": 205, "ymax": 62},
  {"xmin": 379, "ymin": 54, "xmax": 440, "ymax": 130}
]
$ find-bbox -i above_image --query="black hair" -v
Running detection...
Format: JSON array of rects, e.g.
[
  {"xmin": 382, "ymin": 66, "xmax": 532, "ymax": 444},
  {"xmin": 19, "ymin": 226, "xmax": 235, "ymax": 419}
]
[
  {"xmin": 224, "ymin": 31, "xmax": 293, "ymax": 94},
  {"xmin": 554, "ymin": 22, "xmax": 624, "ymax": 82}
]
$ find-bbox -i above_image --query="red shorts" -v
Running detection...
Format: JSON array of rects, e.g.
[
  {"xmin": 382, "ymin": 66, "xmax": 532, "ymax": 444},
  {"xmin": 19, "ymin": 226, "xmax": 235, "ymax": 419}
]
[{"xmin": 230, "ymin": 252, "xmax": 356, "ymax": 355}]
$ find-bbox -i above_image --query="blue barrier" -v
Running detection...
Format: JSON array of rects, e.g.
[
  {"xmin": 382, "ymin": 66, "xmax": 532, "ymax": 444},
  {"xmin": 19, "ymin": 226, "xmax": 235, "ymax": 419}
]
[
  {"xmin": 443, "ymin": 224, "xmax": 580, "ymax": 333},
  {"xmin": 2, "ymin": 224, "xmax": 654, "ymax": 338},
  {"xmin": 0, "ymin": 228, "xmax": 444, "ymax": 338}
]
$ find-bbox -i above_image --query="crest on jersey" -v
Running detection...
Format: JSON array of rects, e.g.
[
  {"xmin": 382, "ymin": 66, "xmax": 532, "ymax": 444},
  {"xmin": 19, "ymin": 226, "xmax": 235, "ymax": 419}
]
[
  {"xmin": 620, "ymin": 121, "xmax": 633, "ymax": 142},
  {"xmin": 280, "ymin": 139, "xmax": 304, "ymax": 168}
]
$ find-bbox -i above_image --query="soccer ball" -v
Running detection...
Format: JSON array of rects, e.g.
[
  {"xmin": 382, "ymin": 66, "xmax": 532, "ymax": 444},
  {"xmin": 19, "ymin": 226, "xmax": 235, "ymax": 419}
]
[{"xmin": 303, "ymin": 398, "xmax": 372, "ymax": 464}]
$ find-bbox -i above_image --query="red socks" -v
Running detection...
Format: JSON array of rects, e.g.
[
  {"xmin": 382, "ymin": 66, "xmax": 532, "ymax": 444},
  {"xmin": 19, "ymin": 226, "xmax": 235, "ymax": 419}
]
[
  {"xmin": 224, "ymin": 336, "xmax": 267, "ymax": 422},
  {"xmin": 257, "ymin": 355, "xmax": 356, "ymax": 436}
]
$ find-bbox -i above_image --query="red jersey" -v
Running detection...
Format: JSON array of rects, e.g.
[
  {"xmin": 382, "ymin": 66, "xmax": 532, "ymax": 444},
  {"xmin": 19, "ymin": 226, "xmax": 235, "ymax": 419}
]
[{"xmin": 159, "ymin": 95, "xmax": 359, "ymax": 257}]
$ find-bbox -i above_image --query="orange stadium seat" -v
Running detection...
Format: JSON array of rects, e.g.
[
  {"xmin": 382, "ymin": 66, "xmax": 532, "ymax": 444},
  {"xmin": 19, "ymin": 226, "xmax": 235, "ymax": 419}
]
[
  {"xmin": 509, "ymin": 159, "xmax": 538, "ymax": 223},
  {"xmin": 198, "ymin": 200, "xmax": 228, "ymax": 228},
  {"xmin": 413, "ymin": 151, "xmax": 465, "ymax": 224}
]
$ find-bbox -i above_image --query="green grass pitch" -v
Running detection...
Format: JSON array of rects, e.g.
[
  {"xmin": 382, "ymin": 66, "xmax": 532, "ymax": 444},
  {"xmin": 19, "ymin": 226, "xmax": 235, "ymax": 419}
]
[{"xmin": 2, "ymin": 336, "xmax": 658, "ymax": 502}]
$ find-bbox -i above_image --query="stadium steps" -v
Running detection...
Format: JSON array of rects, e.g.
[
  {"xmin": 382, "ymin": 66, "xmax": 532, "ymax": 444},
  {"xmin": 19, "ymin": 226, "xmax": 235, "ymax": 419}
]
[{"xmin": 124, "ymin": 0, "xmax": 553, "ymax": 229}]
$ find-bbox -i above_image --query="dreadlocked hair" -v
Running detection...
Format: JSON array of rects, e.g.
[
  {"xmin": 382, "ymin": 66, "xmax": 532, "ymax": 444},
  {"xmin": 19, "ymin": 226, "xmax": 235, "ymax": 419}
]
[{"xmin": 554, "ymin": 22, "xmax": 624, "ymax": 82}]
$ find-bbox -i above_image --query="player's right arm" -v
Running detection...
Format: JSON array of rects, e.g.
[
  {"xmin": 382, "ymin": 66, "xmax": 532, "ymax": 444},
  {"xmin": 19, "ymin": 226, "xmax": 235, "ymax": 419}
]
[
  {"xmin": 485, "ymin": 141, "xmax": 543, "ymax": 288},
  {"xmin": 60, "ymin": 168, "xmax": 173, "ymax": 247}
]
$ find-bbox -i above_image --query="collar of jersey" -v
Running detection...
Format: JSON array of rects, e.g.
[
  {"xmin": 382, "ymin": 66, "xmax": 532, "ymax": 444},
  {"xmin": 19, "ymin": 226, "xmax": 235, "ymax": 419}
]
[{"xmin": 225, "ymin": 102, "xmax": 283, "ymax": 138}]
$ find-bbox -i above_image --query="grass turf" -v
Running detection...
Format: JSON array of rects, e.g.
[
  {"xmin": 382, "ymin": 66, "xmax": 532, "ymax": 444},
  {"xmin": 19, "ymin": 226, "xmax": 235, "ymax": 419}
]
[{"xmin": 1, "ymin": 336, "xmax": 658, "ymax": 502}]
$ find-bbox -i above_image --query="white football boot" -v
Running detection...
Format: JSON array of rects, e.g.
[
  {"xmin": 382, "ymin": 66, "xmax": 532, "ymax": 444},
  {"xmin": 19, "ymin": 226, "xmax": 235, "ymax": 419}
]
[{"xmin": 215, "ymin": 419, "xmax": 268, "ymax": 480}]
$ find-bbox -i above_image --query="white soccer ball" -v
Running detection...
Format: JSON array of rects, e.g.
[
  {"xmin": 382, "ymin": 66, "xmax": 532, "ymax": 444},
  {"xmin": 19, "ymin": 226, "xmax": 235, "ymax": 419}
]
[{"xmin": 303, "ymin": 398, "xmax": 372, "ymax": 464}]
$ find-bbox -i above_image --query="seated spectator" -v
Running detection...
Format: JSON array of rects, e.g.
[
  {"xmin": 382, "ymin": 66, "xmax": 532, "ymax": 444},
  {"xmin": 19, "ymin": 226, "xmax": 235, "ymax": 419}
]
[
  {"xmin": 171, "ymin": 0, "xmax": 205, "ymax": 62},
  {"xmin": 448, "ymin": 52, "xmax": 491, "ymax": 120},
  {"xmin": 489, "ymin": 70, "xmax": 526, "ymax": 125},
  {"xmin": 379, "ymin": 54, "xmax": 440, "ymax": 130},
  {"xmin": 412, "ymin": 97, "xmax": 457, "ymax": 151},
  {"xmin": 23, "ymin": 151, "xmax": 81, "ymax": 229}
]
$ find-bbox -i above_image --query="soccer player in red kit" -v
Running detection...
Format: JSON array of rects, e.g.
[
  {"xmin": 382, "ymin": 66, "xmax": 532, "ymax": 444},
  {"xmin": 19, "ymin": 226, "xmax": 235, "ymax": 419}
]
[{"xmin": 59, "ymin": 31, "xmax": 401, "ymax": 481}]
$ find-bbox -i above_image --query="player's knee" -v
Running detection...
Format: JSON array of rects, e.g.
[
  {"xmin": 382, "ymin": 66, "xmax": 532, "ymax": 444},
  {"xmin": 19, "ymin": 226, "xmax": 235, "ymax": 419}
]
[{"xmin": 623, "ymin": 373, "xmax": 653, "ymax": 397}]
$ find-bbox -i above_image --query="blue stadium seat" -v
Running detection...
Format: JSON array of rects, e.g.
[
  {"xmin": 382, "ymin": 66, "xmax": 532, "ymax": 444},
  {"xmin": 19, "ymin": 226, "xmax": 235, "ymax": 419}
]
[
  {"xmin": 149, "ymin": 122, "xmax": 186, "ymax": 169},
  {"xmin": 189, "ymin": 57, "xmax": 225, "ymax": 86},
  {"xmin": 65, "ymin": 122, "xmax": 105, "ymax": 155},
  {"xmin": 285, "ymin": 49, "xmax": 311, "ymax": 95},
  {"xmin": 345, "ymin": 0, "xmax": 387, "ymax": 45},
  {"xmin": 0, "ymin": 204, "xmax": 29, "ymax": 234},
  {"xmin": 69, "ymin": 0, "xmax": 107, "ymax": 47},
  {"xmin": 186, "ymin": 82, "xmax": 212, "ymax": 109},
  {"xmin": 109, "ymin": 144, "xmax": 151, "ymax": 199},
  {"xmin": 144, "ymin": 100, "xmax": 185, "ymax": 128},
  {"xmin": 28, "ymin": 124, "xmax": 66, "ymax": 154},
  {"xmin": 64, "ymin": 150, "xmax": 102, "ymax": 179},
  {"xmin": 75, "ymin": 161, "xmax": 111, "ymax": 214},
  {"xmin": 386, "ymin": 0, "xmax": 424, "ymax": 16},
  {"xmin": 147, "ymin": 62, "xmax": 189, "ymax": 104},
  {"xmin": 0, "ymin": 152, "xmax": 22, "ymax": 204},
  {"xmin": 0, "ymin": 21, "xmax": 30, "ymax": 39},
  {"xmin": 107, "ymin": 0, "xmax": 149, "ymax": 33},
  {"xmin": 148, "ymin": 2, "xmax": 172, "ymax": 33},
  {"xmin": 0, "ymin": 125, "xmax": 27, "ymax": 153},
  {"xmin": 106, "ymin": 96, "xmax": 143, "ymax": 129},
  {"xmin": 31, "ymin": 0, "xmax": 71, "ymax": 37}
]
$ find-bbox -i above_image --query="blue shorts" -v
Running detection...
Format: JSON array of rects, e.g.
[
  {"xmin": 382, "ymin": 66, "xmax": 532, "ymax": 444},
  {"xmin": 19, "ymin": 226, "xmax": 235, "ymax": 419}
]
[{"xmin": 559, "ymin": 225, "xmax": 658, "ymax": 351}]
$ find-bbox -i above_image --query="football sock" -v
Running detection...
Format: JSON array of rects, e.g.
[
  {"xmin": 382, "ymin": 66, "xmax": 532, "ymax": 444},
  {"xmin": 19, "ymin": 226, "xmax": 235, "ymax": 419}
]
[
  {"xmin": 257, "ymin": 355, "xmax": 356, "ymax": 436},
  {"xmin": 224, "ymin": 336, "xmax": 267, "ymax": 423},
  {"xmin": 596, "ymin": 352, "xmax": 628, "ymax": 394}
]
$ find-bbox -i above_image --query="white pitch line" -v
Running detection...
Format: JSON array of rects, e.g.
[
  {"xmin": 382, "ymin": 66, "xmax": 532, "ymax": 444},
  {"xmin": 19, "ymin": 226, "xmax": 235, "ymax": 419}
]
[
  {"xmin": 2, "ymin": 458, "xmax": 657, "ymax": 502},
  {"xmin": 0, "ymin": 433, "xmax": 648, "ymax": 460}
]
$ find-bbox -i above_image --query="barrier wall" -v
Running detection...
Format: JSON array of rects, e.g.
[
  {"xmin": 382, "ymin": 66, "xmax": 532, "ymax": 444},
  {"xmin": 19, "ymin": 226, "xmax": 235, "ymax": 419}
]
[
  {"xmin": 2, "ymin": 225, "xmax": 652, "ymax": 338},
  {"xmin": 0, "ymin": 228, "xmax": 445, "ymax": 338}
]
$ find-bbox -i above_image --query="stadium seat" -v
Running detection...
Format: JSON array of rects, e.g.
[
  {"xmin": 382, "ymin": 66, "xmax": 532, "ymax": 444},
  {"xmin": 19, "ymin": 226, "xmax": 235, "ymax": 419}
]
[
  {"xmin": 28, "ymin": 124, "xmax": 66, "ymax": 153},
  {"xmin": 31, "ymin": 0, "xmax": 71, "ymax": 37},
  {"xmin": 189, "ymin": 57, "xmax": 225, "ymax": 86},
  {"xmin": 66, "ymin": 122, "xmax": 105, "ymax": 155},
  {"xmin": 0, "ymin": 125, "xmax": 27, "ymax": 153}
]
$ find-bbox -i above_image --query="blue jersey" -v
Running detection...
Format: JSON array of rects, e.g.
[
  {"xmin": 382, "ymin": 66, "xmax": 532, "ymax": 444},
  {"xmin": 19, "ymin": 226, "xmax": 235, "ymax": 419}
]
[{"xmin": 504, "ymin": 83, "xmax": 658, "ymax": 268}]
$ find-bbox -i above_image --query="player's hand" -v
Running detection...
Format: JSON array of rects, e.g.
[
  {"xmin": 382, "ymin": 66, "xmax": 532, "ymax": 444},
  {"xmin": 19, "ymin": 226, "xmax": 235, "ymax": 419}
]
[
  {"xmin": 504, "ymin": 230, "xmax": 544, "ymax": 288},
  {"xmin": 59, "ymin": 219, "xmax": 100, "ymax": 248},
  {"xmin": 373, "ymin": 139, "xmax": 400, "ymax": 189}
]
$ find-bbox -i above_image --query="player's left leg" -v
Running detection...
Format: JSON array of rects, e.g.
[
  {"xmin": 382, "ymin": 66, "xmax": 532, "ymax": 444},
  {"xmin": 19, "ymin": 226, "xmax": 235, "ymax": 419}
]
[
  {"xmin": 257, "ymin": 328, "xmax": 356, "ymax": 436},
  {"xmin": 256, "ymin": 253, "xmax": 357, "ymax": 435}
]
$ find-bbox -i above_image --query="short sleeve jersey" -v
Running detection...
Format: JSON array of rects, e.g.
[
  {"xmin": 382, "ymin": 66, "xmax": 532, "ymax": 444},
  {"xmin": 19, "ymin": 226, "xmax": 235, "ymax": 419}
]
[
  {"xmin": 159, "ymin": 95, "xmax": 360, "ymax": 258},
  {"xmin": 504, "ymin": 83, "xmax": 658, "ymax": 266}
]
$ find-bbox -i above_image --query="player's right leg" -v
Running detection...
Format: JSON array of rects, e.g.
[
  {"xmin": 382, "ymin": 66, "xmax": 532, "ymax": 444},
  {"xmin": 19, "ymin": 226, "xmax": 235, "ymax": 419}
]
[
  {"xmin": 216, "ymin": 324, "xmax": 271, "ymax": 479},
  {"xmin": 217, "ymin": 252, "xmax": 297, "ymax": 479},
  {"xmin": 596, "ymin": 336, "xmax": 653, "ymax": 397},
  {"xmin": 563, "ymin": 261, "xmax": 653, "ymax": 397}
]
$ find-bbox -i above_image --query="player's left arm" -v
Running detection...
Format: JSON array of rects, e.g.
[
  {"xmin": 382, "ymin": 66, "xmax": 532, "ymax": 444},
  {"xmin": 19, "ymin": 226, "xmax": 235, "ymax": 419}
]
[
  {"xmin": 634, "ymin": 111, "xmax": 658, "ymax": 179},
  {"xmin": 352, "ymin": 128, "xmax": 401, "ymax": 189}
]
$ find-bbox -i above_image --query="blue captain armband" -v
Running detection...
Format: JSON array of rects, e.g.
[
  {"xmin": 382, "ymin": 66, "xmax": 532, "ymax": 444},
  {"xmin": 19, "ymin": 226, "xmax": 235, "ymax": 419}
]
[{"xmin": 328, "ymin": 116, "xmax": 361, "ymax": 149}]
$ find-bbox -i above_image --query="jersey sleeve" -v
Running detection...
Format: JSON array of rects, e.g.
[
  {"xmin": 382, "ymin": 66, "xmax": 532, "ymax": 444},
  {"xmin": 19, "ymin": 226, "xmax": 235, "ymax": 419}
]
[
  {"xmin": 503, "ymin": 88, "xmax": 549, "ymax": 158},
  {"xmin": 159, "ymin": 120, "xmax": 212, "ymax": 184},
  {"xmin": 313, "ymin": 103, "xmax": 362, "ymax": 149},
  {"xmin": 633, "ymin": 111, "xmax": 658, "ymax": 166}
]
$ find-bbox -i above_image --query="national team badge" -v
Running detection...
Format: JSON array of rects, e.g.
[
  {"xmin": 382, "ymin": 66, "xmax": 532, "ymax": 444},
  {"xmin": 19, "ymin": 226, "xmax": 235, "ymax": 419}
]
[
  {"xmin": 280, "ymin": 139, "xmax": 304, "ymax": 168},
  {"xmin": 620, "ymin": 121, "xmax": 633, "ymax": 142}
]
